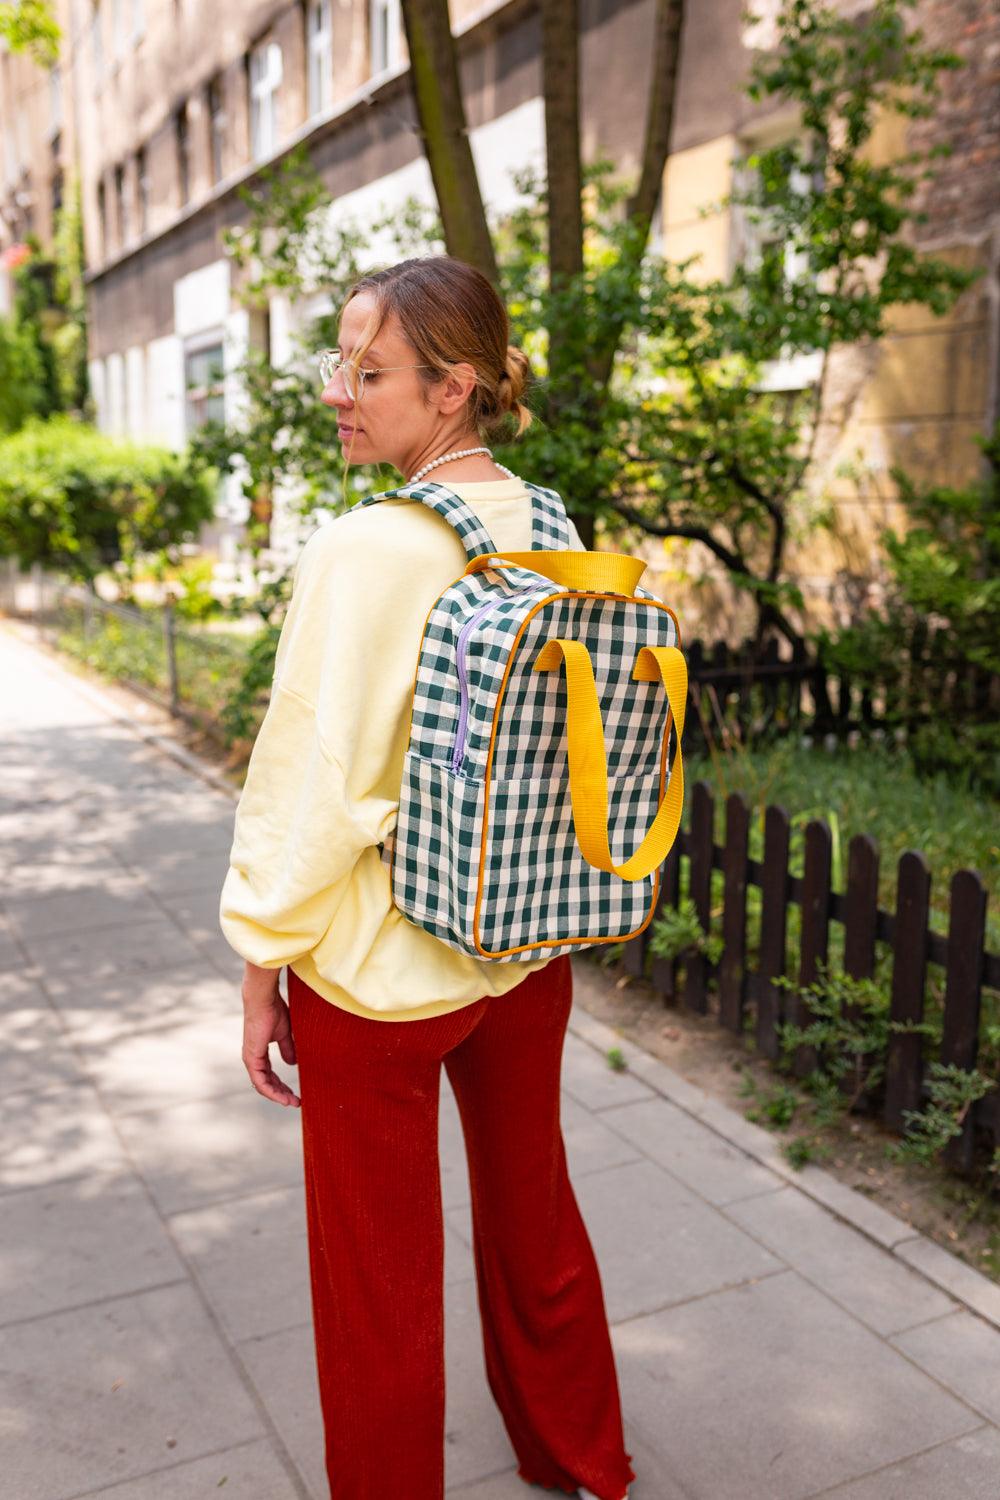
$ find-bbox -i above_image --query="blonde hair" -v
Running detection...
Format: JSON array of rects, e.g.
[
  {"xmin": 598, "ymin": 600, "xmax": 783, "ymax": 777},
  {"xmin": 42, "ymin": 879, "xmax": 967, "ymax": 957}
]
[{"xmin": 336, "ymin": 256, "xmax": 534, "ymax": 495}]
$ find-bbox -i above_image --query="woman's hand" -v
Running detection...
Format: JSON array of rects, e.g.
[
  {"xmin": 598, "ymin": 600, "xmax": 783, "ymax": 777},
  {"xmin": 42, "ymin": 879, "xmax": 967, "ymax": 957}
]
[{"xmin": 241, "ymin": 961, "xmax": 301, "ymax": 1108}]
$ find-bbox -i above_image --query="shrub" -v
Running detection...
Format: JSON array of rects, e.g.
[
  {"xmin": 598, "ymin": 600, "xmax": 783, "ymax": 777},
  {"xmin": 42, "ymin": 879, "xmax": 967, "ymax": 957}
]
[{"xmin": 0, "ymin": 416, "xmax": 217, "ymax": 582}]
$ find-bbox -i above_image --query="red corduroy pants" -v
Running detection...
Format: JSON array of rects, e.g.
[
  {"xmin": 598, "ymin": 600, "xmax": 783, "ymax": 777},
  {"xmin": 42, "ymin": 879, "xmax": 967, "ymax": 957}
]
[{"xmin": 286, "ymin": 953, "xmax": 636, "ymax": 1500}]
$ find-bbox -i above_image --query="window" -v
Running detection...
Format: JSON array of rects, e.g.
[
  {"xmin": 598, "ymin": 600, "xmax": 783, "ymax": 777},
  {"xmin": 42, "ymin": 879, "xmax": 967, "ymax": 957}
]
[
  {"xmin": 114, "ymin": 162, "xmax": 129, "ymax": 244},
  {"xmin": 175, "ymin": 104, "xmax": 191, "ymax": 205},
  {"xmin": 307, "ymin": 0, "xmax": 332, "ymax": 116},
  {"xmin": 733, "ymin": 130, "xmax": 826, "ymax": 390},
  {"xmin": 136, "ymin": 145, "xmax": 149, "ymax": 235},
  {"xmin": 370, "ymin": 0, "xmax": 401, "ymax": 73},
  {"xmin": 112, "ymin": 0, "xmax": 125, "ymax": 57},
  {"xmin": 734, "ymin": 131, "xmax": 822, "ymax": 286},
  {"xmin": 91, "ymin": 1, "xmax": 104, "ymax": 83},
  {"xmin": 184, "ymin": 341, "xmax": 226, "ymax": 435},
  {"xmin": 249, "ymin": 40, "xmax": 282, "ymax": 162},
  {"xmin": 207, "ymin": 76, "xmax": 226, "ymax": 183},
  {"xmin": 96, "ymin": 179, "xmax": 107, "ymax": 256},
  {"xmin": 49, "ymin": 66, "xmax": 62, "ymax": 136}
]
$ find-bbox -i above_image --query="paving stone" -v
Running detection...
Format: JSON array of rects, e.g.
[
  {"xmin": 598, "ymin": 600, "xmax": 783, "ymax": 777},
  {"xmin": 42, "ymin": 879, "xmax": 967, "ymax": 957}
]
[
  {"xmin": 0, "ymin": 1079, "xmax": 127, "ymax": 1194},
  {"xmin": 808, "ymin": 1423, "xmax": 1000, "ymax": 1498},
  {"xmin": 237, "ymin": 1320, "xmax": 327, "ymax": 1500},
  {"xmin": 725, "ymin": 1184, "xmax": 957, "ymax": 1335},
  {"xmin": 572, "ymin": 1157, "xmax": 784, "ymax": 1324},
  {"xmin": 560, "ymin": 1029, "xmax": 657, "ymax": 1112},
  {"xmin": 0, "ymin": 966, "xmax": 86, "ymax": 1097},
  {"xmin": 114, "ymin": 1087, "xmax": 304, "ymax": 1216},
  {"xmin": 890, "ymin": 1309, "xmax": 1000, "ymax": 1425},
  {"xmin": 58, "ymin": 1438, "xmax": 304, "ymax": 1499},
  {"xmin": 22, "ymin": 911, "xmax": 210, "ymax": 985},
  {"xmin": 0, "ymin": 1281, "xmax": 265, "ymax": 1500},
  {"xmin": 129, "ymin": 843, "xmax": 234, "ymax": 897},
  {"xmin": 601, "ymin": 1092, "xmax": 786, "ymax": 1206},
  {"xmin": 2, "ymin": 870, "xmax": 165, "ymax": 940},
  {"xmin": 42, "ymin": 962, "xmax": 241, "ymax": 1044},
  {"xmin": 612, "ymin": 1269, "xmax": 981, "ymax": 1500},
  {"xmin": 0, "ymin": 1168, "xmax": 186, "ymax": 1326},
  {"xmin": 75, "ymin": 1012, "xmax": 249, "ymax": 1115},
  {"xmin": 168, "ymin": 1184, "xmax": 313, "ymax": 1342},
  {"xmin": 154, "ymin": 883, "xmax": 246, "ymax": 974}
]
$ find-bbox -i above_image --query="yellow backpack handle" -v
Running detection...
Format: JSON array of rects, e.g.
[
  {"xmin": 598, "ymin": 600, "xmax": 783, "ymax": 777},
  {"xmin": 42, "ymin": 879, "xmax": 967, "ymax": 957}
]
[{"xmin": 532, "ymin": 640, "xmax": 687, "ymax": 881}]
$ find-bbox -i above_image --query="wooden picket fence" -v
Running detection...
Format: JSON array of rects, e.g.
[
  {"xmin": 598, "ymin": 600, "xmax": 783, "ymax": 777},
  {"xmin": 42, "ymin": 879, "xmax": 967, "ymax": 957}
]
[
  {"xmin": 683, "ymin": 632, "xmax": 1000, "ymax": 749},
  {"xmin": 621, "ymin": 781, "xmax": 1000, "ymax": 1174}
]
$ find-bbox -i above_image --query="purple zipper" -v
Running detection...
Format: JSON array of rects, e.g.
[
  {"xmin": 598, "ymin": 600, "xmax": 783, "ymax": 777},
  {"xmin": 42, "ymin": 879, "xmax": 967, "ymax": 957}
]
[{"xmin": 450, "ymin": 592, "xmax": 529, "ymax": 773}]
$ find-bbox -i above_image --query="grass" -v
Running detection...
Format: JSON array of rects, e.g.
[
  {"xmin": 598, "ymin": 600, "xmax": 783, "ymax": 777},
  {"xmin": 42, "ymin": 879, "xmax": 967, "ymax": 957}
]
[{"xmin": 685, "ymin": 735, "xmax": 1000, "ymax": 950}]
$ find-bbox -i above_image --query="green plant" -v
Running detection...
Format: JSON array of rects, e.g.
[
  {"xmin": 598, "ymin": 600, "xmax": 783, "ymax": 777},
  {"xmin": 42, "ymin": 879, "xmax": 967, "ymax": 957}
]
[
  {"xmin": 648, "ymin": 895, "xmax": 724, "ymax": 966},
  {"xmin": 606, "ymin": 1046, "xmax": 628, "ymax": 1072},
  {"xmin": 168, "ymin": 556, "xmax": 223, "ymax": 623},
  {"xmin": 886, "ymin": 1062, "xmax": 998, "ymax": 1170},
  {"xmin": 0, "ymin": 417, "xmax": 216, "ymax": 583},
  {"xmin": 775, "ymin": 963, "xmax": 897, "ymax": 1111},
  {"xmin": 819, "ymin": 423, "xmax": 1000, "ymax": 795}
]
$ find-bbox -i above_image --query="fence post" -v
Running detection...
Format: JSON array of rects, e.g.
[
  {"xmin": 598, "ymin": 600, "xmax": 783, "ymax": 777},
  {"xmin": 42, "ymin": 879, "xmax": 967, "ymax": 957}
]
[
  {"xmin": 885, "ymin": 851, "xmax": 931, "ymax": 1133},
  {"xmin": 649, "ymin": 841, "xmax": 681, "ymax": 1002},
  {"xmin": 841, "ymin": 834, "xmax": 880, "ymax": 1109},
  {"xmin": 683, "ymin": 781, "xmax": 714, "ymax": 1015},
  {"xmin": 757, "ymin": 804, "xmax": 791, "ymax": 1060},
  {"xmin": 791, "ymin": 819, "xmax": 832, "ymax": 1077},
  {"xmin": 940, "ymin": 869, "xmax": 988, "ymax": 1175},
  {"xmin": 163, "ymin": 597, "xmax": 180, "ymax": 716},
  {"xmin": 719, "ymin": 792, "xmax": 750, "ymax": 1033}
]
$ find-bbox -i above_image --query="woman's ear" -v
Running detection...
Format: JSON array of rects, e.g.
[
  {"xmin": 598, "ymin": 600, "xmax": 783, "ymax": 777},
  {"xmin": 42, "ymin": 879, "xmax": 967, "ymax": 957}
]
[{"xmin": 435, "ymin": 362, "xmax": 479, "ymax": 416}]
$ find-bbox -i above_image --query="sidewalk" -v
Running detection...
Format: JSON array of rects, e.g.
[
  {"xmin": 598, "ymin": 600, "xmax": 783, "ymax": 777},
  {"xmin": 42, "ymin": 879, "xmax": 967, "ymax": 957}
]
[{"xmin": 2, "ymin": 619, "xmax": 999, "ymax": 1500}]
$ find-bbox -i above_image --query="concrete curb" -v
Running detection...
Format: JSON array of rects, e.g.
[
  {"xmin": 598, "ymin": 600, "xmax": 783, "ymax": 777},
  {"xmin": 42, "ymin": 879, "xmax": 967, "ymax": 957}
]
[{"xmin": 566, "ymin": 1004, "xmax": 1000, "ymax": 1334}]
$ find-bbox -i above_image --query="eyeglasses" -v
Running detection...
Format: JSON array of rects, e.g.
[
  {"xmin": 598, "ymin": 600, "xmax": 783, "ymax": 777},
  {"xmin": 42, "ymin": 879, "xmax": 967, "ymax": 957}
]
[{"xmin": 318, "ymin": 350, "xmax": 435, "ymax": 401}]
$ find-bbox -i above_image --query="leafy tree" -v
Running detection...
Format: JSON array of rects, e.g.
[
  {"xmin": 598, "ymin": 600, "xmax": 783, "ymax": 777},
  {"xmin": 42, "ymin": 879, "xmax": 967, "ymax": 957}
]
[
  {"xmin": 209, "ymin": 0, "xmax": 977, "ymax": 653},
  {"xmin": 0, "ymin": 178, "xmax": 91, "ymax": 431},
  {"xmin": 188, "ymin": 155, "xmax": 439, "ymax": 551},
  {"xmin": 0, "ymin": 0, "xmax": 59, "ymax": 65},
  {"xmin": 0, "ymin": 311, "xmax": 46, "ymax": 434}
]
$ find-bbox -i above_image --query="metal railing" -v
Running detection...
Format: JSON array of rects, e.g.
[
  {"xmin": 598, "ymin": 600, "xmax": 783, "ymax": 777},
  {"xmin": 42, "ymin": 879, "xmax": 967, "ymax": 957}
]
[{"xmin": 1, "ymin": 559, "xmax": 256, "ymax": 736}]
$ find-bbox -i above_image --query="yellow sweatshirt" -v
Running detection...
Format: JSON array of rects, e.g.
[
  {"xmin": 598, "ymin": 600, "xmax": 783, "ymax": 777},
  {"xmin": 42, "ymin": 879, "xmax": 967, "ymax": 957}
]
[{"xmin": 219, "ymin": 478, "xmax": 588, "ymax": 1021}]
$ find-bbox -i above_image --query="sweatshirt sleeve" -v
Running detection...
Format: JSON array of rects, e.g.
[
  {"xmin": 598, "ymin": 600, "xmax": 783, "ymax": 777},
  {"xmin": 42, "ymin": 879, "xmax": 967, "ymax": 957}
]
[{"xmin": 218, "ymin": 519, "xmax": 397, "ymax": 968}]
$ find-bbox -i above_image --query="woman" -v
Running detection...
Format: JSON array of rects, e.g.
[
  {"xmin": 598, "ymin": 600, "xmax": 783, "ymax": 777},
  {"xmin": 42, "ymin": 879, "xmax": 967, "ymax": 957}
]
[{"xmin": 219, "ymin": 255, "xmax": 636, "ymax": 1500}]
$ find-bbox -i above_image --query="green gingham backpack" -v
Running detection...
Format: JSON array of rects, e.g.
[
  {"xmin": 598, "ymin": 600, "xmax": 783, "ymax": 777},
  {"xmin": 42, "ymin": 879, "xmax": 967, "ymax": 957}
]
[{"xmin": 353, "ymin": 478, "xmax": 687, "ymax": 962}]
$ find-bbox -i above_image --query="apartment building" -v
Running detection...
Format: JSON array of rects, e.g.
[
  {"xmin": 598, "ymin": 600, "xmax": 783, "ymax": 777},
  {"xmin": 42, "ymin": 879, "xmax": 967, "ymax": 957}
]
[{"xmin": 1, "ymin": 0, "xmax": 996, "ymax": 622}]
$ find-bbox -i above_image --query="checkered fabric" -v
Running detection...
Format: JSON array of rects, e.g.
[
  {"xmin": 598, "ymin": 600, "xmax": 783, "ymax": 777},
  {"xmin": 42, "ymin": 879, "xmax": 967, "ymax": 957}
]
[{"xmin": 351, "ymin": 480, "xmax": 680, "ymax": 961}]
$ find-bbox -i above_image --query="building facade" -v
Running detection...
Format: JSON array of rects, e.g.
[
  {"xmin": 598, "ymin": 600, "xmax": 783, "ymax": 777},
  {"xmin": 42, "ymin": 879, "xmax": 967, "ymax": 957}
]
[{"xmin": 1, "ymin": 0, "xmax": 996, "ymax": 629}]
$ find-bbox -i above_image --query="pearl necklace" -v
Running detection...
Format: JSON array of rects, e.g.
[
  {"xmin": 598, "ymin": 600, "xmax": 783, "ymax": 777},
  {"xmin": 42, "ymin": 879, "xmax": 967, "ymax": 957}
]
[{"xmin": 407, "ymin": 445, "xmax": 517, "ymax": 485}]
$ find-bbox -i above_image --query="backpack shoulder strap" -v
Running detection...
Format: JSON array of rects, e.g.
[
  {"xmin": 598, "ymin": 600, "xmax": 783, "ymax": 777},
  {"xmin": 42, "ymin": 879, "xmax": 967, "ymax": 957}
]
[{"xmin": 351, "ymin": 477, "xmax": 571, "ymax": 561}]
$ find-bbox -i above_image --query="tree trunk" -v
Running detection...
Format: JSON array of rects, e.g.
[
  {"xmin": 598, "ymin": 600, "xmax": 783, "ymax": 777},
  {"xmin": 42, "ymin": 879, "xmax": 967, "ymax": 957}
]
[{"xmin": 400, "ymin": 0, "xmax": 498, "ymax": 285}]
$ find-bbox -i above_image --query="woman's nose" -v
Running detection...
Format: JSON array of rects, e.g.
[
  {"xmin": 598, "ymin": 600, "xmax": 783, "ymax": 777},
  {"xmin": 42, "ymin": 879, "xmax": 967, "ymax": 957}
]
[{"xmin": 321, "ymin": 375, "xmax": 353, "ymax": 410}]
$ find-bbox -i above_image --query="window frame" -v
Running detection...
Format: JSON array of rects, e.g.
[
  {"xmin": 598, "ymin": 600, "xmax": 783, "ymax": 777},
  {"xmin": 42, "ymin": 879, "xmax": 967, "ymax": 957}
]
[
  {"xmin": 306, "ymin": 0, "xmax": 333, "ymax": 117},
  {"xmin": 730, "ymin": 121, "xmax": 826, "ymax": 392},
  {"xmin": 369, "ymin": 0, "xmax": 402, "ymax": 75},
  {"xmin": 249, "ymin": 39, "xmax": 283, "ymax": 163},
  {"xmin": 183, "ymin": 334, "xmax": 227, "ymax": 438}
]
